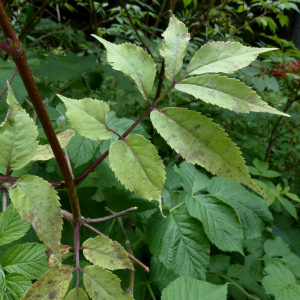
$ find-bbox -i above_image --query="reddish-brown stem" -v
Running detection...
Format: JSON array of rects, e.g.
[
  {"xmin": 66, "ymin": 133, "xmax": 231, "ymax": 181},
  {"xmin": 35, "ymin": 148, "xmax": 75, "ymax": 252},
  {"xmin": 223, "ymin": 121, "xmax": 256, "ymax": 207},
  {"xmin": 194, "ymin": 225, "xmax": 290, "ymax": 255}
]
[
  {"xmin": 75, "ymin": 222, "xmax": 80, "ymax": 293},
  {"xmin": 0, "ymin": 40, "xmax": 22, "ymax": 58},
  {"xmin": 0, "ymin": 66, "xmax": 17, "ymax": 100},
  {"xmin": 0, "ymin": 1, "xmax": 81, "ymax": 222}
]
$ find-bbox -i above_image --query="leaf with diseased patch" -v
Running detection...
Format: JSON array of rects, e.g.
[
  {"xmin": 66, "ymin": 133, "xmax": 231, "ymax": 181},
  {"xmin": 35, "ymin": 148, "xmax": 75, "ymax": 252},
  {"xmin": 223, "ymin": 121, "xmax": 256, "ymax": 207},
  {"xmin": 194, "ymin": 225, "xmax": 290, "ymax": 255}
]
[
  {"xmin": 65, "ymin": 288, "xmax": 89, "ymax": 300},
  {"xmin": 47, "ymin": 244, "xmax": 70, "ymax": 267},
  {"xmin": 176, "ymin": 75, "xmax": 289, "ymax": 116},
  {"xmin": 32, "ymin": 130, "xmax": 75, "ymax": 161},
  {"xmin": 92, "ymin": 35, "xmax": 156, "ymax": 100},
  {"xmin": 150, "ymin": 107, "xmax": 265, "ymax": 198},
  {"xmin": 0, "ymin": 83, "xmax": 38, "ymax": 170},
  {"xmin": 58, "ymin": 95, "xmax": 113, "ymax": 141},
  {"xmin": 21, "ymin": 265, "xmax": 73, "ymax": 300},
  {"xmin": 109, "ymin": 134, "xmax": 165, "ymax": 202},
  {"xmin": 82, "ymin": 236, "xmax": 133, "ymax": 270},
  {"xmin": 160, "ymin": 13, "xmax": 190, "ymax": 82},
  {"xmin": 187, "ymin": 42, "xmax": 277, "ymax": 75},
  {"xmin": 9, "ymin": 175, "xmax": 63, "ymax": 266},
  {"xmin": 83, "ymin": 265, "xmax": 134, "ymax": 300}
]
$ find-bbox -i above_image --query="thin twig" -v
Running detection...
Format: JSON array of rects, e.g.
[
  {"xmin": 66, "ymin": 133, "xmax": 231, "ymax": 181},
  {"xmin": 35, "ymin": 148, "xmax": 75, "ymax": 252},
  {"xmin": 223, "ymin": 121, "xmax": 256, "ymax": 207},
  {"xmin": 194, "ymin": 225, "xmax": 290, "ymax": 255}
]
[
  {"xmin": 0, "ymin": 66, "xmax": 17, "ymax": 100},
  {"xmin": 150, "ymin": 0, "xmax": 167, "ymax": 39},
  {"xmin": 279, "ymin": 163, "xmax": 300, "ymax": 173}
]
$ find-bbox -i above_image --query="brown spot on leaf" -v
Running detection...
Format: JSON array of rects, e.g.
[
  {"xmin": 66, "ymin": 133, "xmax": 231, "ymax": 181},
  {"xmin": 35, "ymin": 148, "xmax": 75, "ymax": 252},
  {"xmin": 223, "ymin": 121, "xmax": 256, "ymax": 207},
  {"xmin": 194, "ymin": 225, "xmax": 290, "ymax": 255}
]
[{"xmin": 48, "ymin": 290, "xmax": 56, "ymax": 299}]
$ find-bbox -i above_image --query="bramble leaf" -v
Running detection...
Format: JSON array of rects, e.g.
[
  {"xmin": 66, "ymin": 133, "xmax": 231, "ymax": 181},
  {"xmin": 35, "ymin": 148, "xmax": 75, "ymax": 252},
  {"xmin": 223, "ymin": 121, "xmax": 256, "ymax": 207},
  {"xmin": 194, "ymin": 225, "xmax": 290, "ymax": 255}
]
[
  {"xmin": 161, "ymin": 277, "xmax": 227, "ymax": 300},
  {"xmin": 65, "ymin": 287, "xmax": 89, "ymax": 300},
  {"xmin": 32, "ymin": 130, "xmax": 75, "ymax": 161},
  {"xmin": 160, "ymin": 13, "xmax": 190, "ymax": 82},
  {"xmin": 58, "ymin": 95, "xmax": 113, "ymax": 141},
  {"xmin": 0, "ymin": 204, "xmax": 30, "ymax": 247},
  {"xmin": 147, "ymin": 207, "xmax": 210, "ymax": 280},
  {"xmin": 21, "ymin": 265, "xmax": 73, "ymax": 300},
  {"xmin": 176, "ymin": 75, "xmax": 289, "ymax": 116},
  {"xmin": 264, "ymin": 236, "xmax": 290, "ymax": 258},
  {"xmin": 9, "ymin": 175, "xmax": 63, "ymax": 266},
  {"xmin": 187, "ymin": 42, "xmax": 277, "ymax": 75},
  {"xmin": 92, "ymin": 35, "xmax": 156, "ymax": 101},
  {"xmin": 150, "ymin": 107, "xmax": 265, "ymax": 198},
  {"xmin": 82, "ymin": 236, "xmax": 133, "ymax": 270},
  {"xmin": 83, "ymin": 265, "xmax": 134, "ymax": 300},
  {"xmin": 109, "ymin": 134, "xmax": 165, "ymax": 202},
  {"xmin": 0, "ymin": 83, "xmax": 38, "ymax": 170},
  {"xmin": 186, "ymin": 194, "xmax": 244, "ymax": 253}
]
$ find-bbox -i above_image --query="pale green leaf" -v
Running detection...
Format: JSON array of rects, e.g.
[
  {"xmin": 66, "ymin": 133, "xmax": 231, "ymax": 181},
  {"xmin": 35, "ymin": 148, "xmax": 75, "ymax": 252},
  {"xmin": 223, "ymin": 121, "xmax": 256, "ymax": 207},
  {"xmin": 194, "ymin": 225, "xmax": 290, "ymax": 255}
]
[
  {"xmin": 0, "ymin": 83, "xmax": 38, "ymax": 170},
  {"xmin": 58, "ymin": 95, "xmax": 113, "ymax": 141},
  {"xmin": 147, "ymin": 207, "xmax": 210, "ymax": 280},
  {"xmin": 264, "ymin": 236, "xmax": 290, "ymax": 258},
  {"xmin": 9, "ymin": 175, "xmax": 63, "ymax": 266},
  {"xmin": 21, "ymin": 265, "xmax": 73, "ymax": 300},
  {"xmin": 161, "ymin": 277, "xmax": 227, "ymax": 300},
  {"xmin": 109, "ymin": 134, "xmax": 165, "ymax": 201},
  {"xmin": 160, "ymin": 13, "xmax": 190, "ymax": 82},
  {"xmin": 278, "ymin": 196, "xmax": 298, "ymax": 221},
  {"xmin": 82, "ymin": 236, "xmax": 133, "ymax": 270},
  {"xmin": 92, "ymin": 35, "xmax": 156, "ymax": 100},
  {"xmin": 281, "ymin": 253, "xmax": 300, "ymax": 278},
  {"xmin": 83, "ymin": 265, "xmax": 134, "ymax": 300},
  {"xmin": 65, "ymin": 287, "xmax": 89, "ymax": 300},
  {"xmin": 176, "ymin": 75, "xmax": 288, "ymax": 116},
  {"xmin": 150, "ymin": 107, "xmax": 265, "ymax": 198},
  {"xmin": 0, "ymin": 204, "xmax": 30, "ymax": 247},
  {"xmin": 0, "ymin": 273, "xmax": 31, "ymax": 300},
  {"xmin": 32, "ymin": 130, "xmax": 75, "ymax": 161},
  {"xmin": 286, "ymin": 193, "xmax": 300, "ymax": 202},
  {"xmin": 2, "ymin": 243, "xmax": 50, "ymax": 280},
  {"xmin": 261, "ymin": 170, "xmax": 281, "ymax": 178},
  {"xmin": 186, "ymin": 194, "xmax": 244, "ymax": 253},
  {"xmin": 247, "ymin": 166, "xmax": 260, "ymax": 176},
  {"xmin": 187, "ymin": 42, "xmax": 277, "ymax": 75},
  {"xmin": 262, "ymin": 264, "xmax": 300, "ymax": 300}
]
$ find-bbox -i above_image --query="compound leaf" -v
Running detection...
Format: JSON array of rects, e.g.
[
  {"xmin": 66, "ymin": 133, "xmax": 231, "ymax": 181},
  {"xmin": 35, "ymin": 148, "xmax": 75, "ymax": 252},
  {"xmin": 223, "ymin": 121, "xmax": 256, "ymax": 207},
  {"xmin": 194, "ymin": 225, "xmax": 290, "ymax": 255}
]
[
  {"xmin": 32, "ymin": 130, "xmax": 75, "ymax": 161},
  {"xmin": 65, "ymin": 287, "xmax": 89, "ymax": 300},
  {"xmin": 160, "ymin": 13, "xmax": 190, "ymax": 82},
  {"xmin": 83, "ymin": 265, "xmax": 134, "ymax": 300},
  {"xmin": 82, "ymin": 236, "xmax": 133, "ymax": 270},
  {"xmin": 0, "ymin": 204, "xmax": 30, "ymax": 247},
  {"xmin": 187, "ymin": 42, "xmax": 277, "ymax": 75},
  {"xmin": 176, "ymin": 75, "xmax": 288, "ymax": 116},
  {"xmin": 58, "ymin": 95, "xmax": 113, "ymax": 141},
  {"xmin": 21, "ymin": 265, "xmax": 73, "ymax": 300},
  {"xmin": 150, "ymin": 107, "xmax": 265, "ymax": 198},
  {"xmin": 0, "ymin": 83, "xmax": 38, "ymax": 170},
  {"xmin": 161, "ymin": 277, "xmax": 227, "ymax": 300},
  {"xmin": 9, "ymin": 175, "xmax": 63, "ymax": 266},
  {"xmin": 92, "ymin": 35, "xmax": 156, "ymax": 101},
  {"xmin": 109, "ymin": 134, "xmax": 165, "ymax": 202},
  {"xmin": 186, "ymin": 194, "xmax": 244, "ymax": 254},
  {"xmin": 147, "ymin": 207, "xmax": 210, "ymax": 280}
]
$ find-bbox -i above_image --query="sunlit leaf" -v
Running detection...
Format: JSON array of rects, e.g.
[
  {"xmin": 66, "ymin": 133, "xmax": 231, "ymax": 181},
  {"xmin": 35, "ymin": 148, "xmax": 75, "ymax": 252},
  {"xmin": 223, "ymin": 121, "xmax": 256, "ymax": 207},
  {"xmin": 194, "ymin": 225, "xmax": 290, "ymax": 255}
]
[{"xmin": 65, "ymin": 287, "xmax": 89, "ymax": 300}]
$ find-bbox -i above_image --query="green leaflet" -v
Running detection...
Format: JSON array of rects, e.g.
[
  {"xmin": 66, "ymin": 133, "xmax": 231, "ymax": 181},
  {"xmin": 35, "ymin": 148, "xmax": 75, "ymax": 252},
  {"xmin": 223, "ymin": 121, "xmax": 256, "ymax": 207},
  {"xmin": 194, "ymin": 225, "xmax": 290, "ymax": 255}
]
[
  {"xmin": 176, "ymin": 75, "xmax": 289, "ymax": 116},
  {"xmin": 147, "ymin": 207, "xmax": 210, "ymax": 280},
  {"xmin": 92, "ymin": 35, "xmax": 156, "ymax": 101},
  {"xmin": 150, "ymin": 107, "xmax": 265, "ymax": 198},
  {"xmin": 21, "ymin": 265, "xmax": 73, "ymax": 300},
  {"xmin": 264, "ymin": 236, "xmax": 290, "ymax": 258},
  {"xmin": 83, "ymin": 265, "xmax": 134, "ymax": 300},
  {"xmin": 65, "ymin": 287, "xmax": 89, "ymax": 300},
  {"xmin": 82, "ymin": 236, "xmax": 133, "ymax": 270},
  {"xmin": 187, "ymin": 41, "xmax": 277, "ymax": 75},
  {"xmin": 109, "ymin": 134, "xmax": 165, "ymax": 202},
  {"xmin": 160, "ymin": 13, "xmax": 190, "ymax": 82},
  {"xmin": 32, "ymin": 130, "xmax": 75, "ymax": 161},
  {"xmin": 9, "ymin": 175, "xmax": 63, "ymax": 266},
  {"xmin": 0, "ymin": 204, "xmax": 30, "ymax": 247},
  {"xmin": 262, "ymin": 264, "xmax": 300, "ymax": 300},
  {"xmin": 2, "ymin": 243, "xmax": 50, "ymax": 280},
  {"xmin": 0, "ymin": 83, "xmax": 38, "ymax": 170},
  {"xmin": 58, "ymin": 95, "xmax": 113, "ymax": 141},
  {"xmin": 186, "ymin": 194, "xmax": 244, "ymax": 254},
  {"xmin": 161, "ymin": 277, "xmax": 228, "ymax": 300}
]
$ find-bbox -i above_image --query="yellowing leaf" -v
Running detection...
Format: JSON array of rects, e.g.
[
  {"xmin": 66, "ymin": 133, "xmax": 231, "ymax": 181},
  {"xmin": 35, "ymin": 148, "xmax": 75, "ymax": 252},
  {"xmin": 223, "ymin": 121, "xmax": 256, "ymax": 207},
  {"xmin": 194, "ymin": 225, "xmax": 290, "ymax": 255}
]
[
  {"xmin": 46, "ymin": 244, "xmax": 70, "ymax": 267},
  {"xmin": 65, "ymin": 287, "xmax": 89, "ymax": 300},
  {"xmin": 32, "ymin": 130, "xmax": 75, "ymax": 161},
  {"xmin": 0, "ymin": 83, "xmax": 38, "ymax": 170},
  {"xmin": 83, "ymin": 265, "xmax": 134, "ymax": 300},
  {"xmin": 109, "ymin": 134, "xmax": 165, "ymax": 201},
  {"xmin": 58, "ymin": 95, "xmax": 114, "ymax": 141},
  {"xmin": 83, "ymin": 236, "xmax": 133, "ymax": 270},
  {"xmin": 9, "ymin": 175, "xmax": 63, "ymax": 266},
  {"xmin": 21, "ymin": 265, "xmax": 73, "ymax": 300},
  {"xmin": 150, "ymin": 108, "xmax": 265, "ymax": 198}
]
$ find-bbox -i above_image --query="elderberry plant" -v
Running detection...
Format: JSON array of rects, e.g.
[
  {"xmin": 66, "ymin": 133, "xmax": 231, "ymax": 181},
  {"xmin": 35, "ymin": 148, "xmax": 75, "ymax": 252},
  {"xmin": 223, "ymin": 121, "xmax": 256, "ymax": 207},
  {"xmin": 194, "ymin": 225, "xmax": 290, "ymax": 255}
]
[{"xmin": 0, "ymin": 13, "xmax": 290, "ymax": 300}]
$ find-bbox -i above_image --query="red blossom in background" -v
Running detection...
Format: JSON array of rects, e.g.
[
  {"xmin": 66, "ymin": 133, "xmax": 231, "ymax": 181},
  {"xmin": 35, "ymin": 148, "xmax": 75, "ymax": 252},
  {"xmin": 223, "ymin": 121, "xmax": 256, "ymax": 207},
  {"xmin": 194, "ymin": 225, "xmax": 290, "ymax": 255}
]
[{"xmin": 270, "ymin": 61, "xmax": 300, "ymax": 80}]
